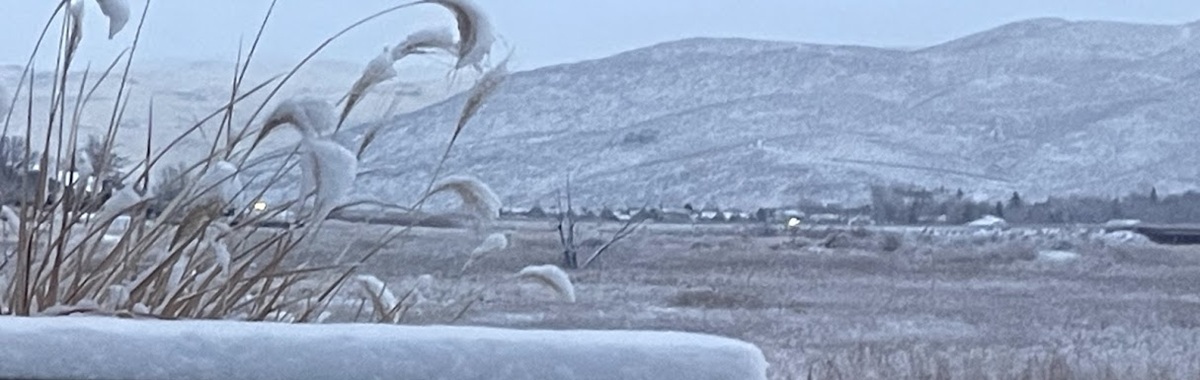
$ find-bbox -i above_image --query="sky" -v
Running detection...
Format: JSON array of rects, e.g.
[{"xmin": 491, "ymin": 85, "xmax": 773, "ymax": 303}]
[{"xmin": 2, "ymin": 0, "xmax": 1199, "ymax": 71}]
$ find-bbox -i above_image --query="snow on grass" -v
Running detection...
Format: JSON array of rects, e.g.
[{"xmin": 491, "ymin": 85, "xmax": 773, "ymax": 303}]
[{"xmin": 0, "ymin": 316, "xmax": 768, "ymax": 380}]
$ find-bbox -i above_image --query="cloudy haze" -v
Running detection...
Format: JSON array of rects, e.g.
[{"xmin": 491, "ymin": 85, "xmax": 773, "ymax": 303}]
[{"xmin": 2, "ymin": 1, "xmax": 1199, "ymax": 70}]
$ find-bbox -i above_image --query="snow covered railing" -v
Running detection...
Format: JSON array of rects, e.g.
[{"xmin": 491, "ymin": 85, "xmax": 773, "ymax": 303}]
[{"xmin": 0, "ymin": 317, "xmax": 768, "ymax": 380}]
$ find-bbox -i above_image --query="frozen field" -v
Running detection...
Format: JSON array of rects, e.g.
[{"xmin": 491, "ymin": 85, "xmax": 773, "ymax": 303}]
[{"xmin": 288, "ymin": 220, "xmax": 1200, "ymax": 379}]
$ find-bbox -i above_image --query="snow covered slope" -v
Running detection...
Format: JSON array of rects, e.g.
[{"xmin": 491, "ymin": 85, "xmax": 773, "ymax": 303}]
[
  {"xmin": 0, "ymin": 316, "xmax": 769, "ymax": 380},
  {"xmin": 343, "ymin": 19, "xmax": 1200, "ymax": 209},
  {"xmin": 0, "ymin": 59, "xmax": 471, "ymax": 168}
]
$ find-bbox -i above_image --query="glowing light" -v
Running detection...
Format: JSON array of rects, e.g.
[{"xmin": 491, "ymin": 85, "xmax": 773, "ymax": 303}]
[
  {"xmin": 786, "ymin": 217, "xmax": 801, "ymax": 228},
  {"xmin": 252, "ymin": 201, "xmax": 268, "ymax": 212}
]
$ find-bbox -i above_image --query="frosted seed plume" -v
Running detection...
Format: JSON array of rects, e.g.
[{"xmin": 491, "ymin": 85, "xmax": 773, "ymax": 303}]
[
  {"xmin": 355, "ymin": 274, "xmax": 399, "ymax": 313},
  {"xmin": 340, "ymin": 47, "xmax": 399, "ymax": 124},
  {"xmin": 303, "ymin": 139, "xmax": 357, "ymax": 223},
  {"xmin": 262, "ymin": 97, "xmax": 338, "ymax": 139},
  {"xmin": 429, "ymin": 174, "xmax": 502, "ymax": 220},
  {"xmin": 261, "ymin": 98, "xmax": 358, "ymax": 223},
  {"xmin": 393, "ymin": 27, "xmax": 458, "ymax": 60},
  {"xmin": 448, "ymin": 58, "xmax": 508, "ymax": 148},
  {"xmin": 94, "ymin": 0, "xmax": 130, "ymax": 39},
  {"xmin": 422, "ymin": 0, "xmax": 495, "ymax": 71},
  {"xmin": 462, "ymin": 232, "xmax": 507, "ymax": 272},
  {"xmin": 517, "ymin": 265, "xmax": 576, "ymax": 303}
]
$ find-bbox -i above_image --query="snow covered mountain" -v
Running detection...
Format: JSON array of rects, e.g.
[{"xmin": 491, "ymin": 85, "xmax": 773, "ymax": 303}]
[
  {"xmin": 347, "ymin": 18, "xmax": 1200, "ymax": 209},
  {"xmin": 0, "ymin": 59, "xmax": 468, "ymax": 168}
]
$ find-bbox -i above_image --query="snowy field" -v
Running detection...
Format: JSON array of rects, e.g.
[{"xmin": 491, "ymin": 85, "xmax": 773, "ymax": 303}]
[{"xmin": 287, "ymin": 221, "xmax": 1200, "ymax": 379}]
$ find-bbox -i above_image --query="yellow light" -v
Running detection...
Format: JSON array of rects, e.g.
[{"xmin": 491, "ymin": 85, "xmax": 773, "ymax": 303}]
[
  {"xmin": 786, "ymin": 217, "xmax": 801, "ymax": 228},
  {"xmin": 252, "ymin": 201, "xmax": 268, "ymax": 212}
]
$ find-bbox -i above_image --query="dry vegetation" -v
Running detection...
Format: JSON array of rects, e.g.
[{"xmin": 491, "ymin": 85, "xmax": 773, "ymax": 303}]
[
  {"xmin": 4, "ymin": 2, "xmax": 1199, "ymax": 380},
  {"xmin": 0, "ymin": 0, "xmax": 554, "ymax": 326},
  {"xmin": 312, "ymin": 220, "xmax": 1200, "ymax": 379}
]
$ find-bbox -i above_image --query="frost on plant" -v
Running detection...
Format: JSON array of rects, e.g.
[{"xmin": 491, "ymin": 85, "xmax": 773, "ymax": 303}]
[
  {"xmin": 393, "ymin": 27, "xmax": 458, "ymax": 60},
  {"xmin": 94, "ymin": 0, "xmax": 131, "ymax": 39},
  {"xmin": 430, "ymin": 174, "xmax": 502, "ymax": 221},
  {"xmin": 260, "ymin": 98, "xmax": 357, "ymax": 223},
  {"xmin": 517, "ymin": 265, "xmax": 576, "ymax": 303},
  {"xmin": 340, "ymin": 46, "xmax": 400, "ymax": 125},
  {"xmin": 462, "ymin": 232, "xmax": 508, "ymax": 272},
  {"xmin": 0, "ymin": 0, "xmax": 519, "ymax": 326},
  {"xmin": 422, "ymin": 0, "xmax": 496, "ymax": 71}
]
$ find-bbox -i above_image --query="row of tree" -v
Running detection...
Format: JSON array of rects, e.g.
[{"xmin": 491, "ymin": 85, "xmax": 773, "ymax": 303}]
[
  {"xmin": 0, "ymin": 135, "xmax": 128, "ymax": 209},
  {"xmin": 869, "ymin": 184, "xmax": 1200, "ymax": 225}
]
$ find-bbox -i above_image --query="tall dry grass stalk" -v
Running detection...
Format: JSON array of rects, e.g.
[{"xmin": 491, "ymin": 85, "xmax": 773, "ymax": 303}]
[{"xmin": 1, "ymin": 0, "xmax": 514, "ymax": 324}]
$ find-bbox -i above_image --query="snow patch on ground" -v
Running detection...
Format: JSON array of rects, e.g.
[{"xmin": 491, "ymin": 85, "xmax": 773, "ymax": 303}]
[
  {"xmin": 0, "ymin": 316, "xmax": 768, "ymax": 380},
  {"xmin": 967, "ymin": 215, "xmax": 1007, "ymax": 227},
  {"xmin": 1036, "ymin": 250, "xmax": 1081, "ymax": 262}
]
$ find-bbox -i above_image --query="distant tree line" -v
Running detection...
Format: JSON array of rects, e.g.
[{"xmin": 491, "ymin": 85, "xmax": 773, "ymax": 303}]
[
  {"xmin": 0, "ymin": 135, "xmax": 127, "ymax": 209},
  {"xmin": 869, "ymin": 184, "xmax": 1200, "ymax": 225}
]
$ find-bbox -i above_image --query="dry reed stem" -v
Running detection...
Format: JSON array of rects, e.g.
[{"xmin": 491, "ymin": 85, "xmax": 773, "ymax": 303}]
[{"xmin": 4, "ymin": 0, "xmax": 508, "ymax": 326}]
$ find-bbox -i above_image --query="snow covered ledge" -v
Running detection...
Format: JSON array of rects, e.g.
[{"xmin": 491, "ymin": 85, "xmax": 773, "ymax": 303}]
[{"xmin": 0, "ymin": 317, "xmax": 768, "ymax": 380}]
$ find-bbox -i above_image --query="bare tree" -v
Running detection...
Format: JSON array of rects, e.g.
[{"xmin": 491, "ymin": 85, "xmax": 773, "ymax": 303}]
[
  {"xmin": 555, "ymin": 175, "xmax": 642, "ymax": 269},
  {"xmin": 83, "ymin": 134, "xmax": 129, "ymax": 188},
  {"xmin": 0, "ymin": 136, "xmax": 40, "ymax": 205}
]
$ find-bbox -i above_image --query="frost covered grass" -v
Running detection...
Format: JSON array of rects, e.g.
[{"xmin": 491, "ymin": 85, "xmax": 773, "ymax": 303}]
[
  {"xmin": 326, "ymin": 220, "xmax": 1200, "ymax": 379},
  {"xmin": 0, "ymin": 0, "xmax": 522, "ymax": 324}
]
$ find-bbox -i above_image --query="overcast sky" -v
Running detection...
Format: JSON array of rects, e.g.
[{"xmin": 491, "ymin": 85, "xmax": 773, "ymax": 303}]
[{"xmin": 2, "ymin": 0, "xmax": 1199, "ymax": 70}]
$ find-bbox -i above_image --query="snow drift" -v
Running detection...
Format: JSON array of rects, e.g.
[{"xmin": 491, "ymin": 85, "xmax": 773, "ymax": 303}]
[{"xmin": 0, "ymin": 317, "xmax": 768, "ymax": 380}]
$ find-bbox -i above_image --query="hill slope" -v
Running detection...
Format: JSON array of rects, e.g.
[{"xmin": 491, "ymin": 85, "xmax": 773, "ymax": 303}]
[{"xmin": 320, "ymin": 19, "xmax": 1200, "ymax": 209}]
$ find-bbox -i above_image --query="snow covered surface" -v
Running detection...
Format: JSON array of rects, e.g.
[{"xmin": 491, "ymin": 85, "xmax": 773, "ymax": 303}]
[
  {"xmin": 1036, "ymin": 250, "xmax": 1081, "ymax": 262},
  {"xmin": 0, "ymin": 316, "xmax": 768, "ymax": 380},
  {"xmin": 1103, "ymin": 219, "xmax": 1143, "ymax": 228},
  {"xmin": 966, "ymin": 215, "xmax": 1008, "ymax": 227}
]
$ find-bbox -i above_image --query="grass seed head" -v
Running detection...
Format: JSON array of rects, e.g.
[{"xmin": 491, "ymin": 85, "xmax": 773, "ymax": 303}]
[
  {"xmin": 463, "ymin": 232, "xmax": 507, "ymax": 271},
  {"xmin": 517, "ymin": 265, "xmax": 576, "ymax": 303},
  {"xmin": 355, "ymin": 274, "xmax": 399, "ymax": 313},
  {"xmin": 430, "ymin": 174, "xmax": 502, "ymax": 221},
  {"xmin": 303, "ymin": 139, "xmax": 358, "ymax": 223},
  {"xmin": 261, "ymin": 97, "xmax": 338, "ymax": 140},
  {"xmin": 340, "ymin": 46, "xmax": 400, "ymax": 124},
  {"xmin": 448, "ymin": 57, "xmax": 508, "ymax": 147},
  {"xmin": 94, "ymin": 0, "xmax": 131, "ymax": 39},
  {"xmin": 393, "ymin": 27, "xmax": 458, "ymax": 60},
  {"xmin": 423, "ymin": 0, "xmax": 495, "ymax": 71}
]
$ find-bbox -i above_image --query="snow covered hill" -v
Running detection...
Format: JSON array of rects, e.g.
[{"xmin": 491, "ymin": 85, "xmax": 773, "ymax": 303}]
[
  {"xmin": 0, "ymin": 58, "xmax": 470, "ymax": 169},
  {"xmin": 345, "ymin": 18, "xmax": 1200, "ymax": 209}
]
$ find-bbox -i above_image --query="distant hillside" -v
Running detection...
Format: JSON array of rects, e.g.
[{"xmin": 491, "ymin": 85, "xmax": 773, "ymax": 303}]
[
  {"xmin": 339, "ymin": 18, "xmax": 1200, "ymax": 210},
  {"xmin": 0, "ymin": 59, "xmax": 468, "ymax": 168}
]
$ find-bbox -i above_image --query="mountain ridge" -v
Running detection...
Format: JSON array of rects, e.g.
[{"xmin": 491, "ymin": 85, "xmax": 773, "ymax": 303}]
[{"xmin": 294, "ymin": 18, "xmax": 1200, "ymax": 210}]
